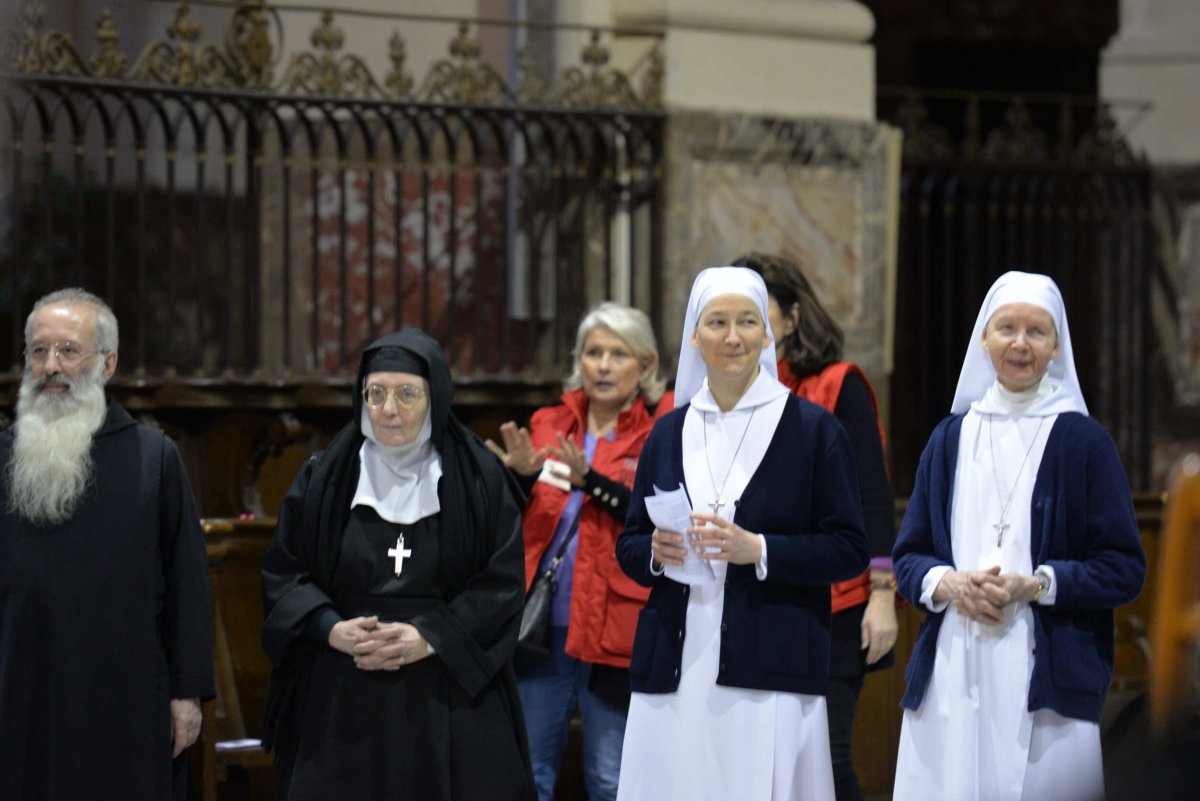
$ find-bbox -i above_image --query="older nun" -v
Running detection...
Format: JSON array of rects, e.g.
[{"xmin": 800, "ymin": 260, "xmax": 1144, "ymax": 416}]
[
  {"xmin": 261, "ymin": 329, "xmax": 535, "ymax": 801},
  {"xmin": 892, "ymin": 271, "xmax": 1146, "ymax": 801}
]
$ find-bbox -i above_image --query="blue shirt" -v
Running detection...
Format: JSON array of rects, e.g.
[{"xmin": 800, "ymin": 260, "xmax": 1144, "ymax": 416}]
[{"xmin": 538, "ymin": 432, "xmax": 607, "ymax": 626}]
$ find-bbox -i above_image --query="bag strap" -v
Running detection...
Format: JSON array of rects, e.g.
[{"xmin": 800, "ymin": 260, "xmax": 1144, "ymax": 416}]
[{"xmin": 543, "ymin": 506, "xmax": 584, "ymax": 579}]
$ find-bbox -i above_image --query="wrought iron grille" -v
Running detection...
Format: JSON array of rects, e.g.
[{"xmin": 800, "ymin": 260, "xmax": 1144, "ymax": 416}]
[{"xmin": 0, "ymin": 1, "xmax": 666, "ymax": 386}]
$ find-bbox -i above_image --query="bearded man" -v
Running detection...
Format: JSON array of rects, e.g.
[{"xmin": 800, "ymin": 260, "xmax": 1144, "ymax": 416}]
[{"xmin": 0, "ymin": 288, "xmax": 214, "ymax": 800}]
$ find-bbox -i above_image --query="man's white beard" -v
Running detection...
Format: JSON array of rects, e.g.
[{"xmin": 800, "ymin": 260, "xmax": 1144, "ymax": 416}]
[{"xmin": 7, "ymin": 361, "xmax": 108, "ymax": 526}]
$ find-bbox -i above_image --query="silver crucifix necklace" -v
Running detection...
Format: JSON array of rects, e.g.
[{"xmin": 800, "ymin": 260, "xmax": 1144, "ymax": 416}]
[
  {"xmin": 987, "ymin": 414, "xmax": 1045, "ymax": 547},
  {"xmin": 388, "ymin": 534, "xmax": 413, "ymax": 576},
  {"xmin": 702, "ymin": 407, "xmax": 756, "ymax": 516}
]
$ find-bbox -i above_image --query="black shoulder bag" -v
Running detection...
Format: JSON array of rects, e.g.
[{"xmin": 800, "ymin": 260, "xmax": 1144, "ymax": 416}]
[{"xmin": 516, "ymin": 510, "xmax": 583, "ymax": 665}]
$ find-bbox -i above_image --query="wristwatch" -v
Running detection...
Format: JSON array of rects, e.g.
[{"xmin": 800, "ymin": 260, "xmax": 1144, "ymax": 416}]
[{"xmin": 1032, "ymin": 572, "xmax": 1051, "ymax": 604}]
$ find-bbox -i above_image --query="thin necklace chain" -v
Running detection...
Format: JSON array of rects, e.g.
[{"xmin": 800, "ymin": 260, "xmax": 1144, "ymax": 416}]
[
  {"xmin": 987, "ymin": 413, "xmax": 1046, "ymax": 547},
  {"xmin": 588, "ymin": 407, "xmax": 617, "ymax": 437},
  {"xmin": 702, "ymin": 407, "xmax": 756, "ymax": 516}
]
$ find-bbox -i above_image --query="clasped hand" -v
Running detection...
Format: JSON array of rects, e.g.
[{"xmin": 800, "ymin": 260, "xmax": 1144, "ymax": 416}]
[
  {"xmin": 932, "ymin": 566, "xmax": 1042, "ymax": 624},
  {"xmin": 328, "ymin": 615, "xmax": 431, "ymax": 671},
  {"xmin": 650, "ymin": 513, "xmax": 762, "ymax": 567}
]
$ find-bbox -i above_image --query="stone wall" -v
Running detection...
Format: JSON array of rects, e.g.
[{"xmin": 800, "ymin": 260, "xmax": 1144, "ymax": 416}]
[{"xmin": 660, "ymin": 112, "xmax": 898, "ymax": 419}]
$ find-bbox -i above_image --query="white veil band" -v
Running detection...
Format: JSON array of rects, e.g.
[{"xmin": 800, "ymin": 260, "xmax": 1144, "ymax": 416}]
[
  {"xmin": 674, "ymin": 266, "xmax": 780, "ymax": 409},
  {"xmin": 949, "ymin": 271, "xmax": 1087, "ymax": 416}
]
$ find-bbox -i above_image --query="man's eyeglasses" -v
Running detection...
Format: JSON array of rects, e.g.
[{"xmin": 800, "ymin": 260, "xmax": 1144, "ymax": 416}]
[
  {"xmin": 25, "ymin": 341, "xmax": 102, "ymax": 368},
  {"xmin": 363, "ymin": 383, "xmax": 427, "ymax": 409}
]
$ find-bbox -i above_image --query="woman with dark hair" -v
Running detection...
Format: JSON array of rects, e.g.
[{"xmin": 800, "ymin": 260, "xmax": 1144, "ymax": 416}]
[
  {"xmin": 260, "ymin": 329, "xmax": 534, "ymax": 801},
  {"xmin": 733, "ymin": 252, "xmax": 897, "ymax": 801}
]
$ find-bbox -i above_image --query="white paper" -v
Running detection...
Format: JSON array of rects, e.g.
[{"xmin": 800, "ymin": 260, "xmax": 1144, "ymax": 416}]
[
  {"xmin": 537, "ymin": 457, "xmax": 572, "ymax": 491},
  {"xmin": 644, "ymin": 483, "xmax": 715, "ymax": 585}
]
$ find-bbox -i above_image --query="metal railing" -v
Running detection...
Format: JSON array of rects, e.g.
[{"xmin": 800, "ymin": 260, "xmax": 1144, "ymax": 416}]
[
  {"xmin": 878, "ymin": 88, "xmax": 1164, "ymax": 490},
  {"xmin": 1, "ymin": 1, "xmax": 666, "ymax": 387}
]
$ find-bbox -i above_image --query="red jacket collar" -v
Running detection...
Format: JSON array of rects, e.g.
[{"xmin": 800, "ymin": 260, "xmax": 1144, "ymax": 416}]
[{"xmin": 559, "ymin": 387, "xmax": 659, "ymax": 434}]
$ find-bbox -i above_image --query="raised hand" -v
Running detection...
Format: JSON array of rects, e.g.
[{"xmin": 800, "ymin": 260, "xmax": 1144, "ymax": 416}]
[
  {"xmin": 484, "ymin": 421, "xmax": 547, "ymax": 476},
  {"xmin": 545, "ymin": 433, "xmax": 588, "ymax": 487}
]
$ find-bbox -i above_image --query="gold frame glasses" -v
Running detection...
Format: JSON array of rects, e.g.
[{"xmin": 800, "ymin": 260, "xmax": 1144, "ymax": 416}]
[{"xmin": 362, "ymin": 383, "xmax": 427, "ymax": 409}]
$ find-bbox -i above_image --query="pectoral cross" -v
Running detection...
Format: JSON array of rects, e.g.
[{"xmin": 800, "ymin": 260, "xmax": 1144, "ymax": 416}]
[
  {"xmin": 388, "ymin": 535, "xmax": 413, "ymax": 576},
  {"xmin": 708, "ymin": 497, "xmax": 725, "ymax": 516},
  {"xmin": 993, "ymin": 519, "xmax": 1010, "ymax": 548}
]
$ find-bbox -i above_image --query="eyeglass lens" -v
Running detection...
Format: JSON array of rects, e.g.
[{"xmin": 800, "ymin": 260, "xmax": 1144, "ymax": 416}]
[
  {"xmin": 364, "ymin": 384, "xmax": 425, "ymax": 407},
  {"xmin": 26, "ymin": 341, "xmax": 91, "ymax": 366}
]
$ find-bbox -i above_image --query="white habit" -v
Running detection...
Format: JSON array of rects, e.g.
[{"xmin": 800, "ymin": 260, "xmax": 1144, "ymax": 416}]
[
  {"xmin": 617, "ymin": 371, "xmax": 836, "ymax": 801},
  {"xmin": 892, "ymin": 379, "xmax": 1102, "ymax": 801}
]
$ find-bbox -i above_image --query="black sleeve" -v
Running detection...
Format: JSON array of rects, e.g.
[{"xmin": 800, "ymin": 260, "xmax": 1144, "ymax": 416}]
[
  {"xmin": 261, "ymin": 459, "xmax": 340, "ymax": 665},
  {"xmin": 511, "ymin": 469, "xmax": 537, "ymax": 501},
  {"xmin": 582, "ymin": 468, "xmax": 631, "ymax": 522},
  {"xmin": 158, "ymin": 436, "xmax": 216, "ymax": 701},
  {"xmin": 616, "ymin": 423, "xmax": 666, "ymax": 587},
  {"xmin": 409, "ymin": 466, "xmax": 526, "ymax": 699},
  {"xmin": 305, "ymin": 606, "xmax": 342, "ymax": 643},
  {"xmin": 833, "ymin": 372, "xmax": 895, "ymax": 560}
]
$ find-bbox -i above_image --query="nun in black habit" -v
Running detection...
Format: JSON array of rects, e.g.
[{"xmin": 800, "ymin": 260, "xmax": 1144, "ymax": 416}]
[{"xmin": 261, "ymin": 329, "xmax": 535, "ymax": 801}]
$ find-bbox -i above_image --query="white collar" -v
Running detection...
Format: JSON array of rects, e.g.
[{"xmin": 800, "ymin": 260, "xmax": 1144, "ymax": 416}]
[
  {"xmin": 352, "ymin": 407, "xmax": 443, "ymax": 525},
  {"xmin": 690, "ymin": 368, "xmax": 789, "ymax": 414},
  {"xmin": 971, "ymin": 374, "xmax": 1071, "ymax": 417}
]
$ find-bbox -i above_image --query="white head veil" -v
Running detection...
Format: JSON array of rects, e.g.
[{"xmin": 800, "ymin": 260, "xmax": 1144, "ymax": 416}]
[
  {"xmin": 949, "ymin": 270, "xmax": 1087, "ymax": 416},
  {"xmin": 674, "ymin": 266, "xmax": 779, "ymax": 409}
]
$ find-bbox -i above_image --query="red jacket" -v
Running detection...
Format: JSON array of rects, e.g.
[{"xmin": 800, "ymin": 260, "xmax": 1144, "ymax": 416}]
[
  {"xmin": 778, "ymin": 360, "xmax": 885, "ymax": 613},
  {"xmin": 521, "ymin": 389, "xmax": 672, "ymax": 668}
]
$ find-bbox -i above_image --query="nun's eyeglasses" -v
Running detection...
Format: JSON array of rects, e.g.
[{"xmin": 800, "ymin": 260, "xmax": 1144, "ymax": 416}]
[{"xmin": 363, "ymin": 383, "xmax": 426, "ymax": 409}]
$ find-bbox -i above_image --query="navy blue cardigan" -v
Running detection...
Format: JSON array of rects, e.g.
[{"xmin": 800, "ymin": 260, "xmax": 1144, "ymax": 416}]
[
  {"xmin": 893, "ymin": 412, "xmax": 1146, "ymax": 723},
  {"xmin": 616, "ymin": 396, "xmax": 869, "ymax": 696}
]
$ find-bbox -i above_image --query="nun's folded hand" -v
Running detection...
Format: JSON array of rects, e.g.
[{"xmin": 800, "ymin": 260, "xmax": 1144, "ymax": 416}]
[
  {"xmin": 689, "ymin": 513, "xmax": 762, "ymax": 565},
  {"xmin": 353, "ymin": 622, "xmax": 429, "ymax": 671},
  {"xmin": 934, "ymin": 567, "xmax": 1008, "ymax": 624},
  {"xmin": 996, "ymin": 572, "xmax": 1043, "ymax": 606},
  {"xmin": 329, "ymin": 615, "xmax": 381, "ymax": 656}
]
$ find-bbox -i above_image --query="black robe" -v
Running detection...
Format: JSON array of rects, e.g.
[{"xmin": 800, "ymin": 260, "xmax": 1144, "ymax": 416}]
[
  {"xmin": 0, "ymin": 399, "xmax": 214, "ymax": 801},
  {"xmin": 261, "ymin": 329, "xmax": 534, "ymax": 801}
]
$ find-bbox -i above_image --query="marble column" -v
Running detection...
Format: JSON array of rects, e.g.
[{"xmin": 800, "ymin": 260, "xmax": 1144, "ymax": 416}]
[{"xmin": 611, "ymin": 0, "xmax": 898, "ymax": 417}]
